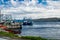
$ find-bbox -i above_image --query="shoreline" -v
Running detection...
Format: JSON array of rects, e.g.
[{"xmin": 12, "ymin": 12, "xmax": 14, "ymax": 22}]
[
  {"xmin": 0, "ymin": 31, "xmax": 60, "ymax": 40},
  {"xmin": 0, "ymin": 31, "xmax": 47, "ymax": 40}
]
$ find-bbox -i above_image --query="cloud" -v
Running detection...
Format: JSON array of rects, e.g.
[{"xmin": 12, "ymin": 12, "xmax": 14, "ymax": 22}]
[{"xmin": 1, "ymin": 0, "xmax": 60, "ymax": 19}]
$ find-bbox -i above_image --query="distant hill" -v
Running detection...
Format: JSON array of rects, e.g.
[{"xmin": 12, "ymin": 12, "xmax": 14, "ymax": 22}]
[{"xmin": 33, "ymin": 18, "xmax": 60, "ymax": 22}]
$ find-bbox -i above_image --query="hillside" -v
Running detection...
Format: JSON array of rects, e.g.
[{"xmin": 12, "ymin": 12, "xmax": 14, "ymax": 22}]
[{"xmin": 33, "ymin": 18, "xmax": 60, "ymax": 22}]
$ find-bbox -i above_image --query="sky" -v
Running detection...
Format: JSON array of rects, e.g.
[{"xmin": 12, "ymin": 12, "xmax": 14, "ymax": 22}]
[{"xmin": 0, "ymin": 0, "xmax": 60, "ymax": 19}]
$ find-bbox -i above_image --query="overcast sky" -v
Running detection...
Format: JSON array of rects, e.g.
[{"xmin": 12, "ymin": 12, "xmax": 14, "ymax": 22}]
[{"xmin": 0, "ymin": 0, "xmax": 60, "ymax": 19}]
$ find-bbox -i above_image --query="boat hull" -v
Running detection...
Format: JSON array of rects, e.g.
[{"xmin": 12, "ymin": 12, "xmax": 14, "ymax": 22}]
[
  {"xmin": 4, "ymin": 28, "xmax": 22, "ymax": 34},
  {"xmin": 23, "ymin": 22, "xmax": 33, "ymax": 25}
]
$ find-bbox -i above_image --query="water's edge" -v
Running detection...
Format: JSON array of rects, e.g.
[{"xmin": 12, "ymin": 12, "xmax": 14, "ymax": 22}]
[{"xmin": 21, "ymin": 22, "xmax": 60, "ymax": 39}]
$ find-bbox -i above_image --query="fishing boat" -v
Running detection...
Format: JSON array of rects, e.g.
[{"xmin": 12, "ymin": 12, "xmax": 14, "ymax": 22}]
[
  {"xmin": 0, "ymin": 22, "xmax": 22, "ymax": 34},
  {"xmin": 0, "ymin": 10, "xmax": 22, "ymax": 34},
  {"xmin": 23, "ymin": 18, "xmax": 33, "ymax": 25},
  {"xmin": 5, "ymin": 20, "xmax": 22, "ymax": 34},
  {"xmin": 0, "ymin": 19, "xmax": 22, "ymax": 34}
]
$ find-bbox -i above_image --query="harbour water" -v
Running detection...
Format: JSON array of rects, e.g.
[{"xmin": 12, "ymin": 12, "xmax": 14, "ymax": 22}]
[
  {"xmin": 0, "ymin": 38, "xmax": 7, "ymax": 40},
  {"xmin": 21, "ymin": 22, "xmax": 60, "ymax": 39}
]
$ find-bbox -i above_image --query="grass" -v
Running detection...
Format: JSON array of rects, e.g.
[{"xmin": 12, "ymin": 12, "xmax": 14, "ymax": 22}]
[
  {"xmin": 0, "ymin": 31, "xmax": 47, "ymax": 40},
  {"xmin": 0, "ymin": 31, "xmax": 19, "ymax": 38},
  {"xmin": 21, "ymin": 36, "xmax": 47, "ymax": 40}
]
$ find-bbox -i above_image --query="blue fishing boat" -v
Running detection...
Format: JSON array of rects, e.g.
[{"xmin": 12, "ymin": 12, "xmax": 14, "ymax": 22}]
[{"xmin": 23, "ymin": 18, "xmax": 33, "ymax": 25}]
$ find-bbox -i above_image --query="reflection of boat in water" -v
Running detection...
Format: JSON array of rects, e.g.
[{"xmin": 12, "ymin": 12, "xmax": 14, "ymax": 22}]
[{"xmin": 23, "ymin": 18, "xmax": 33, "ymax": 25}]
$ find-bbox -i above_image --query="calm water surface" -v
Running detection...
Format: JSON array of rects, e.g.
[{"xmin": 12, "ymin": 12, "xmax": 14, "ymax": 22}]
[{"xmin": 21, "ymin": 22, "xmax": 60, "ymax": 39}]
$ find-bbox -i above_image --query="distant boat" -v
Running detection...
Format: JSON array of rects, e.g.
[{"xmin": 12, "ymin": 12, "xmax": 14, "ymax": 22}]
[{"xmin": 23, "ymin": 18, "xmax": 33, "ymax": 25}]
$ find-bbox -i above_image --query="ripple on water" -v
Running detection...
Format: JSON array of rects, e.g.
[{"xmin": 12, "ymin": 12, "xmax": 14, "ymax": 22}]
[{"xmin": 21, "ymin": 22, "xmax": 60, "ymax": 39}]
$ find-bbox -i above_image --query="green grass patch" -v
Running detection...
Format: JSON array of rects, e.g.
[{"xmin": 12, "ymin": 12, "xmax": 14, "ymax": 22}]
[
  {"xmin": 0, "ymin": 31, "xmax": 47, "ymax": 40},
  {"xmin": 21, "ymin": 36, "xmax": 47, "ymax": 40},
  {"xmin": 0, "ymin": 31, "xmax": 19, "ymax": 38}
]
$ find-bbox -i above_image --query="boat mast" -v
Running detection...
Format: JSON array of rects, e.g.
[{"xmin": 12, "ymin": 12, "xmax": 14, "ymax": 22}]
[
  {"xmin": 0, "ymin": 6, "xmax": 3, "ymax": 22},
  {"xmin": 0, "ymin": 7, "xmax": 1, "ymax": 22}
]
